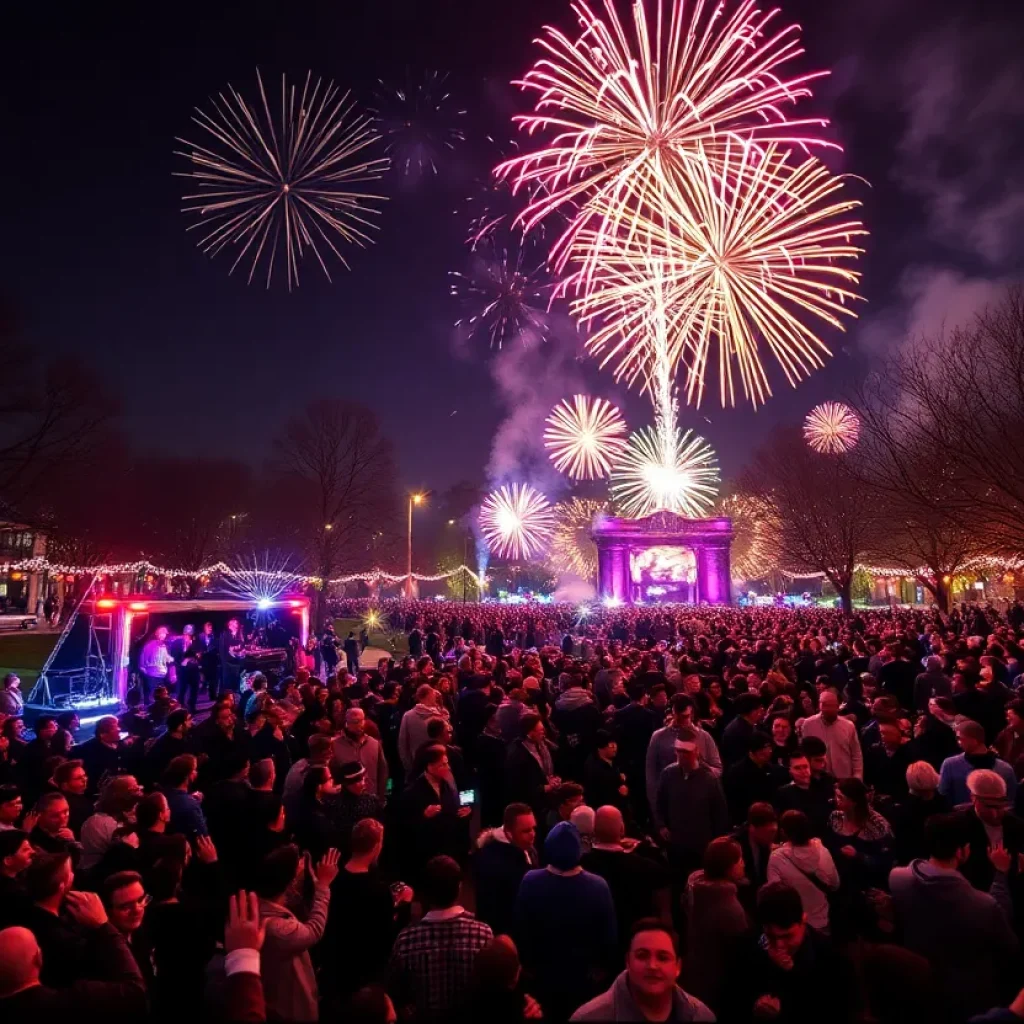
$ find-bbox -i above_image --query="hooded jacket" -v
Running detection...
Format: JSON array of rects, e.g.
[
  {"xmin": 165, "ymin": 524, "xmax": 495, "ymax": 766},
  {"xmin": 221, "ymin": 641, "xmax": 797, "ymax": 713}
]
[
  {"xmin": 551, "ymin": 688, "xmax": 602, "ymax": 777},
  {"xmin": 683, "ymin": 871, "xmax": 750, "ymax": 1011},
  {"xmin": 889, "ymin": 859, "xmax": 1019, "ymax": 1018},
  {"xmin": 767, "ymin": 840, "xmax": 840, "ymax": 931},
  {"xmin": 473, "ymin": 826, "xmax": 537, "ymax": 937},
  {"xmin": 571, "ymin": 970, "xmax": 715, "ymax": 1022},
  {"xmin": 398, "ymin": 702, "xmax": 447, "ymax": 772}
]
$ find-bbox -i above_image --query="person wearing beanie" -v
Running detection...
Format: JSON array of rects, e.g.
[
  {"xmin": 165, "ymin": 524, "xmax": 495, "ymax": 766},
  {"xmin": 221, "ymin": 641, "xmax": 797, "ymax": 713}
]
[
  {"xmin": 515, "ymin": 821, "xmax": 618, "ymax": 1020},
  {"xmin": 891, "ymin": 761, "xmax": 950, "ymax": 865}
]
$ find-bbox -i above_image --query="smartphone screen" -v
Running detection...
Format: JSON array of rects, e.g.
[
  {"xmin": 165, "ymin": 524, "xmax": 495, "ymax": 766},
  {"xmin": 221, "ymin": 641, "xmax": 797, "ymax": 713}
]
[{"xmin": 458, "ymin": 789, "xmax": 476, "ymax": 806}]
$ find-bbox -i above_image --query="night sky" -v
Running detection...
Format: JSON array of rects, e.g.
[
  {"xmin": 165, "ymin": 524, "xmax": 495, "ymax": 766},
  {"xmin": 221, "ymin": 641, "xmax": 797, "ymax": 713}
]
[{"xmin": 4, "ymin": 0, "xmax": 1023, "ymax": 507}]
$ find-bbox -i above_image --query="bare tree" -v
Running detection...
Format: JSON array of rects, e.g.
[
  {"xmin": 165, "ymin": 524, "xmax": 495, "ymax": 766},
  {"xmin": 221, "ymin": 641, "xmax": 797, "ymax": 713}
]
[
  {"xmin": 0, "ymin": 310, "xmax": 115, "ymax": 513},
  {"xmin": 269, "ymin": 399, "xmax": 399, "ymax": 621},
  {"xmin": 853, "ymin": 379, "xmax": 988, "ymax": 611},
  {"xmin": 854, "ymin": 288, "xmax": 1024, "ymax": 555},
  {"xmin": 742, "ymin": 427, "xmax": 879, "ymax": 614}
]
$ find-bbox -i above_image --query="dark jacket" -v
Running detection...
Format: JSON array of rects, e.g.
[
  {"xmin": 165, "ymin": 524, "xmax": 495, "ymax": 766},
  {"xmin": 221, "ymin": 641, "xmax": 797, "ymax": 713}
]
[
  {"xmin": 683, "ymin": 872, "xmax": 750, "ymax": 1012},
  {"xmin": 720, "ymin": 716, "xmax": 757, "ymax": 766},
  {"xmin": 890, "ymin": 859, "xmax": 1020, "ymax": 1019},
  {"xmin": 723, "ymin": 756, "xmax": 783, "ymax": 825},
  {"xmin": 655, "ymin": 764, "xmax": 729, "ymax": 858},
  {"xmin": 773, "ymin": 779, "xmax": 833, "ymax": 836},
  {"xmin": 583, "ymin": 752, "xmax": 628, "ymax": 812},
  {"xmin": 0, "ymin": 922, "xmax": 146, "ymax": 1019},
  {"xmin": 505, "ymin": 738, "xmax": 549, "ymax": 818},
  {"xmin": 550, "ymin": 689, "xmax": 602, "ymax": 782},
  {"xmin": 473, "ymin": 828, "xmax": 537, "ymax": 937}
]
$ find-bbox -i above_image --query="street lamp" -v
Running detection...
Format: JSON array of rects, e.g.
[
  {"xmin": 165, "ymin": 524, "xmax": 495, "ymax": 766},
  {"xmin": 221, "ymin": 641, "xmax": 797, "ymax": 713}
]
[{"xmin": 406, "ymin": 493, "xmax": 425, "ymax": 597}]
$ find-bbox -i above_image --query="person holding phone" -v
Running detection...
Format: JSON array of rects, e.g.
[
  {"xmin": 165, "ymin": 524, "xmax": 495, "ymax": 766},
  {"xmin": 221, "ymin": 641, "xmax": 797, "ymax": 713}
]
[{"xmin": 400, "ymin": 745, "xmax": 471, "ymax": 880}]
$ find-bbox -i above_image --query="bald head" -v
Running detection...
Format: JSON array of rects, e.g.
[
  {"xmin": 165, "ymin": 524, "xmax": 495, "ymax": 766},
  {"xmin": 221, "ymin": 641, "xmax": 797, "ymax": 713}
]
[
  {"xmin": 594, "ymin": 805, "xmax": 625, "ymax": 845},
  {"xmin": 0, "ymin": 926, "xmax": 41, "ymax": 997}
]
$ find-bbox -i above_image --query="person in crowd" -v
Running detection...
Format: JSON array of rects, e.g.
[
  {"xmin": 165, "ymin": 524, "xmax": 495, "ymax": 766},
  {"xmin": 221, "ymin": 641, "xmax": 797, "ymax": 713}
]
[
  {"xmin": 321, "ymin": 818, "xmax": 411, "ymax": 1011},
  {"xmin": 412, "ymin": 716, "xmax": 469, "ymax": 791},
  {"xmin": 141, "ymin": 708, "xmax": 192, "ymax": 787},
  {"xmin": 332, "ymin": 706, "xmax": 389, "ymax": 800},
  {"xmin": 864, "ymin": 717, "xmax": 914, "ymax": 801},
  {"xmin": 582, "ymin": 805, "xmax": 670, "ymax": 939},
  {"xmin": 28, "ymin": 792, "xmax": 80, "ymax": 862},
  {"xmin": 283, "ymin": 733, "xmax": 333, "ymax": 823},
  {"xmin": 401, "ymin": 745, "xmax": 471, "ymax": 874},
  {"xmin": 915, "ymin": 654, "xmax": 953, "ymax": 712},
  {"xmin": 720, "ymin": 692, "xmax": 767, "ymax": 766},
  {"xmin": 515, "ymin": 821, "xmax": 618, "ymax": 1020},
  {"xmin": 890, "ymin": 760, "xmax": 950, "ymax": 865},
  {"xmin": 551, "ymin": 675, "xmax": 602, "ymax": 783},
  {"xmin": 139, "ymin": 625, "xmax": 174, "ymax": 704},
  {"xmin": 773, "ymin": 750, "xmax": 833, "ymax": 836},
  {"xmin": 323, "ymin": 761, "xmax": 385, "ymax": 853},
  {"xmin": 995, "ymin": 698, "xmax": 1024, "ymax": 780},
  {"xmin": 956, "ymin": 769, "xmax": 1024, "ymax": 903},
  {"xmin": 474, "ymin": 704, "xmax": 508, "ymax": 828},
  {"xmin": 732, "ymin": 802, "xmax": 778, "ymax": 908},
  {"xmin": 723, "ymin": 732, "xmax": 782, "ymax": 825},
  {"xmin": 390, "ymin": 854, "xmax": 493, "ymax": 1021},
  {"xmin": 583, "ymin": 729, "xmax": 630, "ymax": 813},
  {"xmin": 473, "ymin": 802, "xmax": 538, "ymax": 938},
  {"xmin": 194, "ymin": 701, "xmax": 244, "ymax": 789},
  {"xmin": 646, "ymin": 694, "xmax": 722, "ymax": 814},
  {"xmin": 683, "ymin": 837, "xmax": 750, "ymax": 1013},
  {"xmin": 73, "ymin": 716, "xmax": 129, "ymax": 795},
  {"xmin": 0, "ymin": 784, "xmax": 25, "ymax": 831},
  {"xmin": 293, "ymin": 764, "xmax": 343, "ymax": 859},
  {"xmin": 505, "ymin": 714, "xmax": 559, "ymax": 823},
  {"xmin": 800, "ymin": 689, "xmax": 864, "ymax": 780},
  {"xmin": 0, "ymin": 828, "xmax": 34, "ymax": 927},
  {"xmin": 52, "ymin": 759, "xmax": 91, "ymax": 836},
  {"xmin": 655, "ymin": 728, "xmax": 730, "ymax": 880},
  {"xmin": 768, "ymin": 809, "xmax": 840, "ymax": 933},
  {"xmin": 890, "ymin": 813, "xmax": 1020, "ymax": 1020},
  {"xmin": 0, "ymin": 672, "xmax": 24, "ymax": 718},
  {"xmin": 256, "ymin": 843, "xmax": 339, "ymax": 1021},
  {"xmin": 398, "ymin": 684, "xmax": 446, "ymax": 774},
  {"xmin": 939, "ymin": 718, "xmax": 1017, "ymax": 807},
  {"xmin": 458, "ymin": 934, "xmax": 543, "ymax": 1024},
  {"xmin": 79, "ymin": 775, "xmax": 142, "ymax": 873},
  {"xmin": 160, "ymin": 754, "xmax": 208, "ymax": 837},
  {"xmin": 99, "ymin": 870, "xmax": 150, "ymax": 981},
  {"xmin": 827, "ymin": 777, "xmax": 895, "ymax": 891},
  {"xmin": 572, "ymin": 919, "xmax": 715, "ymax": 1023}
]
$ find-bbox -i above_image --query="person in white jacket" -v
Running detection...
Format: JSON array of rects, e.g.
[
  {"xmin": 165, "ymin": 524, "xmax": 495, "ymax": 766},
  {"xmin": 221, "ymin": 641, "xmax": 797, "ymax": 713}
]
[
  {"xmin": 397, "ymin": 683, "xmax": 448, "ymax": 773},
  {"xmin": 767, "ymin": 809, "xmax": 840, "ymax": 933}
]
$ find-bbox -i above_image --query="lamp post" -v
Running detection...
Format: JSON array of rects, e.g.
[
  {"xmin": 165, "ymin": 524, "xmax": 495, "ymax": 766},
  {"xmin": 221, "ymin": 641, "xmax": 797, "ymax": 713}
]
[{"xmin": 406, "ymin": 493, "xmax": 425, "ymax": 598}]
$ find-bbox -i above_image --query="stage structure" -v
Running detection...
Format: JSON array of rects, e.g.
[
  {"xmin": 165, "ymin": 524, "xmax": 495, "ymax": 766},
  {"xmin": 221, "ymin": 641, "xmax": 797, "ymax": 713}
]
[{"xmin": 593, "ymin": 511, "xmax": 733, "ymax": 605}]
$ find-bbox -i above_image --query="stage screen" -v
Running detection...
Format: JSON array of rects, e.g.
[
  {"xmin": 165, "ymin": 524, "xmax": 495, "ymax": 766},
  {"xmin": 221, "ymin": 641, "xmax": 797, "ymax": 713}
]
[{"xmin": 630, "ymin": 546, "xmax": 697, "ymax": 603}]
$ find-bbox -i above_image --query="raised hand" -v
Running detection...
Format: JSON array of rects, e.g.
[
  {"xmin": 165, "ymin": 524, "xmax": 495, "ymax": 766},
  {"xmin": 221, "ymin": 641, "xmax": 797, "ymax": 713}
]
[
  {"xmin": 225, "ymin": 891, "xmax": 266, "ymax": 953},
  {"xmin": 315, "ymin": 848, "xmax": 341, "ymax": 887},
  {"xmin": 65, "ymin": 890, "xmax": 108, "ymax": 929}
]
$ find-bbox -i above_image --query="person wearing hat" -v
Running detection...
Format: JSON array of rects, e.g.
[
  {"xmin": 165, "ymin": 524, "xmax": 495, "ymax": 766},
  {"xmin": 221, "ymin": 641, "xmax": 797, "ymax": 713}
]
[
  {"xmin": 655, "ymin": 727, "xmax": 729, "ymax": 881},
  {"xmin": 956, "ymin": 768, "xmax": 1024, "ymax": 899},
  {"xmin": 515, "ymin": 821, "xmax": 618, "ymax": 1020},
  {"xmin": 331, "ymin": 707, "xmax": 388, "ymax": 800},
  {"xmin": 323, "ymin": 761, "xmax": 384, "ymax": 856}
]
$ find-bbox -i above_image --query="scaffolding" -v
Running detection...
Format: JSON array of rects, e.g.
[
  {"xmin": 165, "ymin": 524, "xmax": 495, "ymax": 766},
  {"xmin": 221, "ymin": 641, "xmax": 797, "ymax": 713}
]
[{"xmin": 27, "ymin": 574, "xmax": 115, "ymax": 709}]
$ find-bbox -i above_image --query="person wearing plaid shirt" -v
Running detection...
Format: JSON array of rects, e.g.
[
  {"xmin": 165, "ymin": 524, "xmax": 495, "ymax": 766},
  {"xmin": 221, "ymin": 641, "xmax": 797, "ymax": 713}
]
[{"xmin": 390, "ymin": 855, "xmax": 493, "ymax": 1020}]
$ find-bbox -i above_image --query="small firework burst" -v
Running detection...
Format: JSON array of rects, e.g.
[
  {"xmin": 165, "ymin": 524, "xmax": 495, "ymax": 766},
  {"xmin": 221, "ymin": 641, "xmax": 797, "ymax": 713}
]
[
  {"xmin": 550, "ymin": 497, "xmax": 607, "ymax": 580},
  {"xmin": 610, "ymin": 425, "xmax": 720, "ymax": 519},
  {"xmin": 544, "ymin": 395, "xmax": 628, "ymax": 480},
  {"xmin": 450, "ymin": 229, "xmax": 552, "ymax": 348},
  {"xmin": 479, "ymin": 483, "xmax": 555, "ymax": 560},
  {"xmin": 175, "ymin": 70, "xmax": 388, "ymax": 290},
  {"xmin": 372, "ymin": 69, "xmax": 466, "ymax": 178},
  {"xmin": 804, "ymin": 402, "xmax": 860, "ymax": 454}
]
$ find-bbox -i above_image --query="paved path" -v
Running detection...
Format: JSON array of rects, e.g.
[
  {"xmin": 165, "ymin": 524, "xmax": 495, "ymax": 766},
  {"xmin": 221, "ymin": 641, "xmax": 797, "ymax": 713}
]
[{"xmin": 359, "ymin": 645, "xmax": 391, "ymax": 668}]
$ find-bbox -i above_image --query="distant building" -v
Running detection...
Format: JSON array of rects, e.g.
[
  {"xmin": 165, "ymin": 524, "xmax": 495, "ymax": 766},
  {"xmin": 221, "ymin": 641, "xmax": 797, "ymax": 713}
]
[{"xmin": 0, "ymin": 522, "xmax": 47, "ymax": 613}]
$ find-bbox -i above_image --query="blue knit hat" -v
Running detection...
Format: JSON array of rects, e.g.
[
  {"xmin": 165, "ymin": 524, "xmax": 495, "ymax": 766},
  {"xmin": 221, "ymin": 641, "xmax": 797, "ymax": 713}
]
[{"xmin": 544, "ymin": 821, "xmax": 582, "ymax": 871}]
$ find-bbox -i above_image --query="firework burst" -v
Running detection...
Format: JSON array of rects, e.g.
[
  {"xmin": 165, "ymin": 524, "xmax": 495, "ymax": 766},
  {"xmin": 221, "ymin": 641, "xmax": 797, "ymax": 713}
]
[
  {"xmin": 175, "ymin": 70, "xmax": 388, "ymax": 290},
  {"xmin": 544, "ymin": 395, "xmax": 627, "ymax": 480},
  {"xmin": 479, "ymin": 484, "xmax": 556, "ymax": 560},
  {"xmin": 498, "ymin": 0, "xmax": 836, "ymax": 273},
  {"xmin": 714, "ymin": 493, "xmax": 779, "ymax": 580},
  {"xmin": 450, "ymin": 230, "xmax": 552, "ymax": 348},
  {"xmin": 804, "ymin": 402, "xmax": 860, "ymax": 454},
  {"xmin": 550, "ymin": 497, "xmax": 607, "ymax": 580},
  {"xmin": 373, "ymin": 70, "xmax": 466, "ymax": 178},
  {"xmin": 610, "ymin": 425, "xmax": 719, "ymax": 519}
]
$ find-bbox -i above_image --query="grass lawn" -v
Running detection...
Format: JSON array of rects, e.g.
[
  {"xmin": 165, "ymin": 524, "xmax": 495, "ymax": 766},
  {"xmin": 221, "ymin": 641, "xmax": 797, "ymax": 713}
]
[
  {"xmin": 333, "ymin": 617, "xmax": 409, "ymax": 658},
  {"xmin": 0, "ymin": 631, "xmax": 59, "ymax": 696}
]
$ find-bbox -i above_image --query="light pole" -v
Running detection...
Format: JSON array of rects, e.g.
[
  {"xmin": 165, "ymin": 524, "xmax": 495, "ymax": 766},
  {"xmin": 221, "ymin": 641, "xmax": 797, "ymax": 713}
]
[{"xmin": 406, "ymin": 493, "xmax": 425, "ymax": 598}]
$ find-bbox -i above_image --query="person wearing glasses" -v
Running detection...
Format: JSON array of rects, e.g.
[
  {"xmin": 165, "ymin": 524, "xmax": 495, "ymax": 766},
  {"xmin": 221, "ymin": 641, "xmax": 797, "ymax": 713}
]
[{"xmin": 100, "ymin": 870, "xmax": 151, "ymax": 984}]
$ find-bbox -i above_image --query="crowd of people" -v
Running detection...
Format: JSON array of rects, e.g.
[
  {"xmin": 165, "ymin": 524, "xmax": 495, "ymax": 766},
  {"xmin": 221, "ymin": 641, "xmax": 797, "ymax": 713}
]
[{"xmin": 2, "ymin": 596, "xmax": 1024, "ymax": 1021}]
